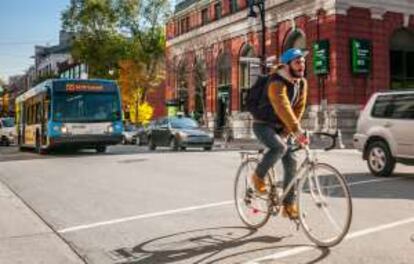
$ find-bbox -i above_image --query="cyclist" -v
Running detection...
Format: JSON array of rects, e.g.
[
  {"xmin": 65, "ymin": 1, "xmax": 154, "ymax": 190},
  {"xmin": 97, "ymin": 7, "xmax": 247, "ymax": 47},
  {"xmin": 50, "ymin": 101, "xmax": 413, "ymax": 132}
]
[{"xmin": 251, "ymin": 48, "xmax": 310, "ymax": 219}]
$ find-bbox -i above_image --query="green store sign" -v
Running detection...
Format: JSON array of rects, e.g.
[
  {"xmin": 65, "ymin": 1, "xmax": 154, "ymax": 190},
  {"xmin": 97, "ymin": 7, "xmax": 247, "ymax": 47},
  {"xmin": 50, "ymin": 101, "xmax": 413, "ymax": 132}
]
[
  {"xmin": 313, "ymin": 40, "xmax": 330, "ymax": 75},
  {"xmin": 351, "ymin": 39, "xmax": 372, "ymax": 74}
]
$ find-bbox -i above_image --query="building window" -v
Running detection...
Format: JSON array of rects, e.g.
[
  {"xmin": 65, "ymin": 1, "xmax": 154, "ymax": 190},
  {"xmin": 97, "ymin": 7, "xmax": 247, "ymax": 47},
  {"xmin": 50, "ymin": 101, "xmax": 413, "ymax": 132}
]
[
  {"xmin": 185, "ymin": 17, "xmax": 190, "ymax": 32},
  {"xmin": 201, "ymin": 8, "xmax": 209, "ymax": 25},
  {"xmin": 230, "ymin": 0, "xmax": 238, "ymax": 13},
  {"xmin": 214, "ymin": 2, "xmax": 222, "ymax": 20},
  {"xmin": 390, "ymin": 29, "xmax": 414, "ymax": 89},
  {"xmin": 180, "ymin": 18, "xmax": 186, "ymax": 34},
  {"xmin": 283, "ymin": 29, "xmax": 306, "ymax": 52},
  {"xmin": 239, "ymin": 45, "xmax": 257, "ymax": 111}
]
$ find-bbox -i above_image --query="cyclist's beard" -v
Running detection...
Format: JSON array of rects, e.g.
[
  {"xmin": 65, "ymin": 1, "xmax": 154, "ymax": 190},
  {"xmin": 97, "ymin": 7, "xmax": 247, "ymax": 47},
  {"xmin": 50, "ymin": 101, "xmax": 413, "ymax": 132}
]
[{"xmin": 289, "ymin": 66, "xmax": 304, "ymax": 78}]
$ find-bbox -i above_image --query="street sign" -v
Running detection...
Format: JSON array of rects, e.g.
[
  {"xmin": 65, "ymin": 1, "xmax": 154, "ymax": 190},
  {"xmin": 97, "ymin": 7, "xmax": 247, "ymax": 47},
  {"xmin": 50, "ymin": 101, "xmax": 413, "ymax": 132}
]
[
  {"xmin": 313, "ymin": 40, "xmax": 330, "ymax": 75},
  {"xmin": 350, "ymin": 39, "xmax": 372, "ymax": 74}
]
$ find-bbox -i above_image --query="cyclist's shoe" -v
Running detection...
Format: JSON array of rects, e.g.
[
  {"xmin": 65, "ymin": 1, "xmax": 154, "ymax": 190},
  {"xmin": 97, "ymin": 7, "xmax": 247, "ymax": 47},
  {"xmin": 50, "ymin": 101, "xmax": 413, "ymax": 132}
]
[
  {"xmin": 283, "ymin": 203, "xmax": 299, "ymax": 219},
  {"xmin": 252, "ymin": 174, "xmax": 267, "ymax": 194}
]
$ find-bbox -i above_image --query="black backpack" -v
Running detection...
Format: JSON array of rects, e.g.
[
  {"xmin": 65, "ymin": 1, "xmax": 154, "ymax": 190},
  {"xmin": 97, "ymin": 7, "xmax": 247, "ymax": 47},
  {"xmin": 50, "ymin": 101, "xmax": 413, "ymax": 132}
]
[
  {"xmin": 246, "ymin": 73, "xmax": 301, "ymax": 126},
  {"xmin": 245, "ymin": 74, "xmax": 273, "ymax": 121}
]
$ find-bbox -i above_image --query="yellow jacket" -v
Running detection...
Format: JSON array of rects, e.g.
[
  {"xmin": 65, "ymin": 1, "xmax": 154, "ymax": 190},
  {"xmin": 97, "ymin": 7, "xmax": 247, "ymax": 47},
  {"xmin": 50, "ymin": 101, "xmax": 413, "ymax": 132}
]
[{"xmin": 267, "ymin": 68, "xmax": 308, "ymax": 134}]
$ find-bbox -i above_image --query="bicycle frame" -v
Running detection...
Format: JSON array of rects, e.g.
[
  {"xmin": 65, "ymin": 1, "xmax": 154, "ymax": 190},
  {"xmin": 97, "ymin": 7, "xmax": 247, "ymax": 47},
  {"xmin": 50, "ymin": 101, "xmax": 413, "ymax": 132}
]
[{"xmin": 268, "ymin": 145, "xmax": 315, "ymax": 208}]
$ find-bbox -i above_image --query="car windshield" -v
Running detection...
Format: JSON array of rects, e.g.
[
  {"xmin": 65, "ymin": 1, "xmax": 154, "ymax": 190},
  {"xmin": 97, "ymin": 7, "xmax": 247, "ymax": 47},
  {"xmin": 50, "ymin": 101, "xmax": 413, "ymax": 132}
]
[
  {"xmin": 1, "ymin": 118, "xmax": 14, "ymax": 127},
  {"xmin": 53, "ymin": 93, "xmax": 121, "ymax": 123},
  {"xmin": 170, "ymin": 118, "xmax": 199, "ymax": 129},
  {"xmin": 125, "ymin": 125, "xmax": 138, "ymax": 132}
]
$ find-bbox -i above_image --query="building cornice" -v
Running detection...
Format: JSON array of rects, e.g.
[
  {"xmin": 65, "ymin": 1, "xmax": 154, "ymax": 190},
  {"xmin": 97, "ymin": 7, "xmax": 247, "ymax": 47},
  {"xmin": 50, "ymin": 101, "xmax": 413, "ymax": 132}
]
[
  {"xmin": 167, "ymin": 0, "xmax": 329, "ymax": 56},
  {"xmin": 167, "ymin": 0, "xmax": 414, "ymax": 57}
]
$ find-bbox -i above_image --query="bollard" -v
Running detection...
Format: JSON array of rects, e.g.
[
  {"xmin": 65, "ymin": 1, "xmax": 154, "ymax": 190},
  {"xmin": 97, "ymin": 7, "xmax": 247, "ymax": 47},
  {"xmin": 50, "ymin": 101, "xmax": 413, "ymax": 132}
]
[{"xmin": 337, "ymin": 129, "xmax": 345, "ymax": 149}]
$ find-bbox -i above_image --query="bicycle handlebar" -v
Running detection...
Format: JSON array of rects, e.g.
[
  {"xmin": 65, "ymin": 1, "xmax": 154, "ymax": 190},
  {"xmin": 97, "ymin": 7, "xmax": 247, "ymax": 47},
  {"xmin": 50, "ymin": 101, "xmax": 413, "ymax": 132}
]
[
  {"xmin": 290, "ymin": 130, "xmax": 339, "ymax": 152},
  {"xmin": 311, "ymin": 130, "xmax": 339, "ymax": 151}
]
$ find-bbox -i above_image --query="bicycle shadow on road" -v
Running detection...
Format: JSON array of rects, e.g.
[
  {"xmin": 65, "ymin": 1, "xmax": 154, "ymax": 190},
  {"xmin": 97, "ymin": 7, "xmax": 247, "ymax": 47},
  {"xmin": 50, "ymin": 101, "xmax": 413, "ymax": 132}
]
[{"xmin": 108, "ymin": 226, "xmax": 330, "ymax": 264}]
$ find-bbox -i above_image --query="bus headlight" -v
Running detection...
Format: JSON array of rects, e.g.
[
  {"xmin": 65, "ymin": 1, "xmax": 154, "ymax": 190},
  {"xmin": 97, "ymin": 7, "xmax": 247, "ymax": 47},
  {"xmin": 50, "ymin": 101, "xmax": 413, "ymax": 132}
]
[
  {"xmin": 61, "ymin": 125, "xmax": 69, "ymax": 134},
  {"xmin": 107, "ymin": 126, "xmax": 114, "ymax": 133}
]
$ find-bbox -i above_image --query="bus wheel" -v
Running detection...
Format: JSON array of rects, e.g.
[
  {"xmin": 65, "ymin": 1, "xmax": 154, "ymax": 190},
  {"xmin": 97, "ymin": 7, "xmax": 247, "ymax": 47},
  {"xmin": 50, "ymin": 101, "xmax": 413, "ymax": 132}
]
[{"xmin": 96, "ymin": 146, "xmax": 107, "ymax": 153}]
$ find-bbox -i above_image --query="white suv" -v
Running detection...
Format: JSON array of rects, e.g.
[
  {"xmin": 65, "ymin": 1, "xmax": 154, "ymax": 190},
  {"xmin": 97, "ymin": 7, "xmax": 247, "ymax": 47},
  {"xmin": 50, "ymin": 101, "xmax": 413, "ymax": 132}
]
[
  {"xmin": 354, "ymin": 91, "xmax": 414, "ymax": 176},
  {"xmin": 0, "ymin": 117, "xmax": 16, "ymax": 146}
]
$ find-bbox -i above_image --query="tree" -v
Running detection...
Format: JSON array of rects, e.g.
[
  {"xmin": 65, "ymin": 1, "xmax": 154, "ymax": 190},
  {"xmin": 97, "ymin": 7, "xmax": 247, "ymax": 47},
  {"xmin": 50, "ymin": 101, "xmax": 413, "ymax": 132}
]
[
  {"xmin": 61, "ymin": 0, "xmax": 126, "ymax": 78},
  {"xmin": 117, "ymin": 0, "xmax": 170, "ymax": 104}
]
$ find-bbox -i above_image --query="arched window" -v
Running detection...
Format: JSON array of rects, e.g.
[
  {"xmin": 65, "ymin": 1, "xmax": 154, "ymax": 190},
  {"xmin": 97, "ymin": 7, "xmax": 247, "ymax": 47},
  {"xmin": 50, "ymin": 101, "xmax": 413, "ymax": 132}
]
[
  {"xmin": 283, "ymin": 29, "xmax": 306, "ymax": 52},
  {"xmin": 216, "ymin": 52, "xmax": 232, "ymax": 132},
  {"xmin": 193, "ymin": 58, "xmax": 207, "ymax": 123},
  {"xmin": 390, "ymin": 28, "xmax": 414, "ymax": 89},
  {"xmin": 239, "ymin": 44, "xmax": 257, "ymax": 111},
  {"xmin": 176, "ymin": 60, "xmax": 189, "ymax": 114},
  {"xmin": 217, "ymin": 52, "xmax": 231, "ymax": 87}
]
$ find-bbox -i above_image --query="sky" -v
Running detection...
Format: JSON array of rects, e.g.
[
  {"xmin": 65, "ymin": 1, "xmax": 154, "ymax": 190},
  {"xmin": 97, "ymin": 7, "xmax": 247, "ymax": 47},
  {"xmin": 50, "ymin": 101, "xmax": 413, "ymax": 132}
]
[{"xmin": 0, "ymin": 0, "xmax": 70, "ymax": 83}]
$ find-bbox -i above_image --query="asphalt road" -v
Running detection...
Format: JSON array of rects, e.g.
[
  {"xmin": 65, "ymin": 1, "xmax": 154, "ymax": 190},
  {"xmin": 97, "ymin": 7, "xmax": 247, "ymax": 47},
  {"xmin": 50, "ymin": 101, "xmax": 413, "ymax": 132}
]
[{"xmin": 0, "ymin": 145, "xmax": 413, "ymax": 263}]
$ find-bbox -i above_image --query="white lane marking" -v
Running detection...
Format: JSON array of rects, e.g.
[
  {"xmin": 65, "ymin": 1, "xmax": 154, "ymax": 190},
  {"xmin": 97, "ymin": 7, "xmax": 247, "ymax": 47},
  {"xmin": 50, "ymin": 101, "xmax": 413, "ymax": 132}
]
[
  {"xmin": 58, "ymin": 200, "xmax": 233, "ymax": 233},
  {"xmin": 246, "ymin": 216, "xmax": 414, "ymax": 264},
  {"xmin": 58, "ymin": 177, "xmax": 401, "ymax": 234},
  {"xmin": 347, "ymin": 177, "xmax": 402, "ymax": 186}
]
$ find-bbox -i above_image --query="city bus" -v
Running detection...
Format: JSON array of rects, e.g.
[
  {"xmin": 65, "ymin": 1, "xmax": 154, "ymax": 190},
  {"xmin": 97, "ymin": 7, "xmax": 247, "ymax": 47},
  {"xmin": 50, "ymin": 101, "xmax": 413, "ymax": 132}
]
[{"xmin": 15, "ymin": 79, "xmax": 124, "ymax": 153}]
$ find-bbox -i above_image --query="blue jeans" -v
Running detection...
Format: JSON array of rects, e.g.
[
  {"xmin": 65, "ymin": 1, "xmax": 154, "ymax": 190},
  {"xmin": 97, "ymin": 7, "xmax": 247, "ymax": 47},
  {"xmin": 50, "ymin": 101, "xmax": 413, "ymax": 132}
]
[{"xmin": 253, "ymin": 122, "xmax": 297, "ymax": 205}]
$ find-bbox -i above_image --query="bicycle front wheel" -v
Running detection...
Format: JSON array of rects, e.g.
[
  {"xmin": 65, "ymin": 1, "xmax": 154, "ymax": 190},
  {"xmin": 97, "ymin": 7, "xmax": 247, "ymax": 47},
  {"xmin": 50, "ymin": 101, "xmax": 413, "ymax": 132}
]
[
  {"xmin": 298, "ymin": 163, "xmax": 352, "ymax": 247},
  {"xmin": 234, "ymin": 158, "xmax": 272, "ymax": 229}
]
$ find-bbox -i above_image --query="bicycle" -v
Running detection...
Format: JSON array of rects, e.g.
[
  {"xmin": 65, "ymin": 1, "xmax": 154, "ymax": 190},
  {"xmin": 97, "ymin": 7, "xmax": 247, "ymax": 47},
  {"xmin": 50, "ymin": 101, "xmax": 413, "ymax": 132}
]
[{"xmin": 234, "ymin": 131, "xmax": 352, "ymax": 247}]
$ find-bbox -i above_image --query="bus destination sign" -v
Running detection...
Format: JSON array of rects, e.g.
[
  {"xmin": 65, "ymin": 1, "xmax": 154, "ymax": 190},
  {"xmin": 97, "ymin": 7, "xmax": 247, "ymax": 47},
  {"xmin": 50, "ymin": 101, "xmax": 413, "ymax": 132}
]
[{"xmin": 66, "ymin": 83, "xmax": 104, "ymax": 92}]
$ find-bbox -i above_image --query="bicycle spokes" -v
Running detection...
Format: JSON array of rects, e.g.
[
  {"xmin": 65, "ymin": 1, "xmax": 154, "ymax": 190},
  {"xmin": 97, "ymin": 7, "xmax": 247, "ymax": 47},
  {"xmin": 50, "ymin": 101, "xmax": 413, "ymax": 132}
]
[
  {"xmin": 298, "ymin": 163, "xmax": 352, "ymax": 247},
  {"xmin": 234, "ymin": 158, "xmax": 272, "ymax": 228}
]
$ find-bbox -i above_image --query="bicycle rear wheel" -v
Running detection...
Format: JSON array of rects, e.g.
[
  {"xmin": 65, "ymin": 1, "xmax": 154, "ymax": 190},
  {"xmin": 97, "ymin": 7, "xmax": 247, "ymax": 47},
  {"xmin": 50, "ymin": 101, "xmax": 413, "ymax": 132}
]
[
  {"xmin": 234, "ymin": 158, "xmax": 272, "ymax": 229},
  {"xmin": 298, "ymin": 163, "xmax": 352, "ymax": 247}
]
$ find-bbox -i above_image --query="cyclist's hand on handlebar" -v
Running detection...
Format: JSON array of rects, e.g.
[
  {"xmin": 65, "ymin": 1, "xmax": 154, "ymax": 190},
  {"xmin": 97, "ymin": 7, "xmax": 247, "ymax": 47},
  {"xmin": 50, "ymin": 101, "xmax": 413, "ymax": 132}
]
[{"xmin": 294, "ymin": 130, "xmax": 310, "ymax": 147}]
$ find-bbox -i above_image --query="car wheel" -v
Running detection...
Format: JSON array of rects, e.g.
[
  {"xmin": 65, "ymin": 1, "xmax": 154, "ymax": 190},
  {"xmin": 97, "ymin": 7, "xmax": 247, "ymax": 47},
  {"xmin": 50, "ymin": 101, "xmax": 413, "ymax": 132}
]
[
  {"xmin": 0, "ymin": 136, "xmax": 6, "ymax": 146},
  {"xmin": 122, "ymin": 136, "xmax": 127, "ymax": 145},
  {"xmin": 96, "ymin": 145, "xmax": 107, "ymax": 153},
  {"xmin": 180, "ymin": 146, "xmax": 186, "ymax": 151},
  {"xmin": 148, "ymin": 137, "xmax": 156, "ymax": 150},
  {"xmin": 170, "ymin": 137, "xmax": 179, "ymax": 151},
  {"xmin": 366, "ymin": 141, "xmax": 395, "ymax": 177}
]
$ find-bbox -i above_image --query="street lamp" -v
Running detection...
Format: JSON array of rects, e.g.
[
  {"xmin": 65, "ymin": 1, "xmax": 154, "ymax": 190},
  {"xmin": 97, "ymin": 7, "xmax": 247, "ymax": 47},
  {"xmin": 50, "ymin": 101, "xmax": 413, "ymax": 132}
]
[{"xmin": 248, "ymin": 0, "xmax": 266, "ymax": 74}]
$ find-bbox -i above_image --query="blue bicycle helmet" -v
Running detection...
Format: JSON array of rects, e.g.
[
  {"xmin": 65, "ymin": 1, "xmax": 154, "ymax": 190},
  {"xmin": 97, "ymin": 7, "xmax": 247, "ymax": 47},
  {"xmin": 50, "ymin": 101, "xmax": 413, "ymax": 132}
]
[{"xmin": 280, "ymin": 48, "xmax": 309, "ymax": 64}]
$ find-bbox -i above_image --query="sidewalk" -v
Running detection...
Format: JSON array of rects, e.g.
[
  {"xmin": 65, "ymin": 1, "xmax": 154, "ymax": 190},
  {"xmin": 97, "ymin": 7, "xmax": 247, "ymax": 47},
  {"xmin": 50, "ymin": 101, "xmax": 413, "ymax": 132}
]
[{"xmin": 0, "ymin": 180, "xmax": 84, "ymax": 264}]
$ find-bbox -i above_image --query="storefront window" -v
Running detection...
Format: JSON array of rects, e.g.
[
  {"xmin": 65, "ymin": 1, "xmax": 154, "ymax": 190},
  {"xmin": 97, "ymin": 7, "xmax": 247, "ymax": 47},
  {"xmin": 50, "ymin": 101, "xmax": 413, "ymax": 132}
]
[{"xmin": 390, "ymin": 29, "xmax": 414, "ymax": 89}]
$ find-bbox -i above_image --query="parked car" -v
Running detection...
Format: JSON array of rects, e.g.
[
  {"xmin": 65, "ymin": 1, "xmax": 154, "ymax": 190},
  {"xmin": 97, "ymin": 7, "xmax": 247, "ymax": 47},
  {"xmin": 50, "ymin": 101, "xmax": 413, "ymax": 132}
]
[
  {"xmin": 353, "ymin": 91, "xmax": 414, "ymax": 176},
  {"xmin": 122, "ymin": 124, "xmax": 139, "ymax": 145},
  {"xmin": 0, "ymin": 117, "xmax": 16, "ymax": 146},
  {"xmin": 147, "ymin": 117, "xmax": 214, "ymax": 151}
]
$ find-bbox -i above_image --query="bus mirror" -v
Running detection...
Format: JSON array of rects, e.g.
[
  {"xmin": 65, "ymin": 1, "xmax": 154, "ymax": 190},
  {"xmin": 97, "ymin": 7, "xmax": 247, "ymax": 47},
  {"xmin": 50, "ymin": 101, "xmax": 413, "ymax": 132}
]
[{"xmin": 113, "ymin": 111, "xmax": 121, "ymax": 119}]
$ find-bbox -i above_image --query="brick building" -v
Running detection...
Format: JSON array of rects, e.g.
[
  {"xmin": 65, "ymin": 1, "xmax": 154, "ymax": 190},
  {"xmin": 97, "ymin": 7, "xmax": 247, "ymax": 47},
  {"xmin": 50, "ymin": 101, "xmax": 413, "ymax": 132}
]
[{"xmin": 165, "ymin": 0, "xmax": 414, "ymax": 138}]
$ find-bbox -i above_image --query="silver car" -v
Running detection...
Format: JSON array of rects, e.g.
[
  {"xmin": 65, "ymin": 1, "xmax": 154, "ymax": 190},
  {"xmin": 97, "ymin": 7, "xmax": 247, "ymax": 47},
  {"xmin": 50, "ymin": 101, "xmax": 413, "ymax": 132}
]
[
  {"xmin": 353, "ymin": 91, "xmax": 414, "ymax": 176},
  {"xmin": 0, "ymin": 117, "xmax": 16, "ymax": 146}
]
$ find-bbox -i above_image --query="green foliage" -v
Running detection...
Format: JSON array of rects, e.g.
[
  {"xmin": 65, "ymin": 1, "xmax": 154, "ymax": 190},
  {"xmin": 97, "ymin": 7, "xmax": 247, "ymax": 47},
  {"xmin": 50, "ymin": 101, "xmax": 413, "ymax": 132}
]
[
  {"xmin": 61, "ymin": 0, "xmax": 127, "ymax": 78},
  {"xmin": 61, "ymin": 0, "xmax": 170, "ymax": 105}
]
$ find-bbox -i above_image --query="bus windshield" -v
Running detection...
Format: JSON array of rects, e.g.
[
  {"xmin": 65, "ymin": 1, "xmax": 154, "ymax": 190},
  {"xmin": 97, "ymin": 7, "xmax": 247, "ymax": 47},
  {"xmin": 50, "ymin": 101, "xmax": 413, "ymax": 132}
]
[
  {"xmin": 1, "ymin": 118, "xmax": 14, "ymax": 127},
  {"xmin": 53, "ymin": 93, "xmax": 121, "ymax": 123}
]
